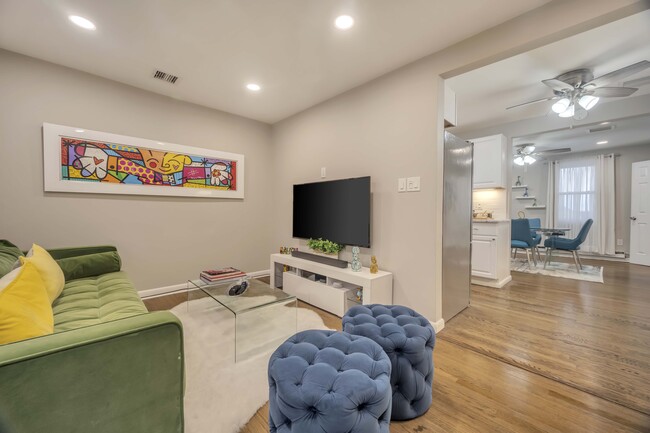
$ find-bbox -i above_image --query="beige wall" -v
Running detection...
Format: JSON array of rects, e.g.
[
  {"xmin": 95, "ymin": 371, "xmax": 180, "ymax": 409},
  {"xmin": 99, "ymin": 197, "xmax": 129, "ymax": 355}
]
[{"xmin": 0, "ymin": 49, "xmax": 273, "ymax": 290}]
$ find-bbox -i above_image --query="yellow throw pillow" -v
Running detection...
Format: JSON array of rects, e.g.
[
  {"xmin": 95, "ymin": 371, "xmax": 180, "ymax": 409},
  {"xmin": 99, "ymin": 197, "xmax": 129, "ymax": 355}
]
[
  {"xmin": 0, "ymin": 262, "xmax": 54, "ymax": 345},
  {"xmin": 19, "ymin": 244, "xmax": 65, "ymax": 303}
]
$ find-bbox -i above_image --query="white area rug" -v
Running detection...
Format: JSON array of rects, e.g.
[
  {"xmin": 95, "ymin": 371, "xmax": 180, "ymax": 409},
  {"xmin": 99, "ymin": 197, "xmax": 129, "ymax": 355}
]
[
  {"xmin": 511, "ymin": 258, "xmax": 604, "ymax": 283},
  {"xmin": 171, "ymin": 297, "xmax": 331, "ymax": 433}
]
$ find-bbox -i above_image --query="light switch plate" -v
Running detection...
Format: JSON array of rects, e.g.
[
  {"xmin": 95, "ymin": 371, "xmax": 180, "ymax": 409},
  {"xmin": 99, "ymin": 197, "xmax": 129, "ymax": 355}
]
[
  {"xmin": 320, "ymin": 167, "xmax": 326, "ymax": 178},
  {"xmin": 407, "ymin": 176, "xmax": 420, "ymax": 192},
  {"xmin": 398, "ymin": 178, "xmax": 406, "ymax": 192}
]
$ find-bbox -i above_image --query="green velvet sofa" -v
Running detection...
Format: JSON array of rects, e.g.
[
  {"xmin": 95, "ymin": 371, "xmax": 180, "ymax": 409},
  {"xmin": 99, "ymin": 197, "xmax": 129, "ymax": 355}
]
[{"xmin": 0, "ymin": 244, "xmax": 184, "ymax": 433}]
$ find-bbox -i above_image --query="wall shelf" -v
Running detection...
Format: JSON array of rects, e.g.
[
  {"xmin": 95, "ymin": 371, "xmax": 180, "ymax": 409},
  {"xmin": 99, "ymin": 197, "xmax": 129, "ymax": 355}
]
[
  {"xmin": 526, "ymin": 206, "xmax": 546, "ymax": 209},
  {"xmin": 515, "ymin": 196, "xmax": 536, "ymax": 200},
  {"xmin": 511, "ymin": 185, "xmax": 528, "ymax": 189}
]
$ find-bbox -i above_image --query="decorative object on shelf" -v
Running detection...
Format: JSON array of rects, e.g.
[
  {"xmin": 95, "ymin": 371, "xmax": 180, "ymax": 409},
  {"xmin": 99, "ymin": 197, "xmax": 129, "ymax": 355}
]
[
  {"xmin": 351, "ymin": 246, "xmax": 362, "ymax": 272},
  {"xmin": 523, "ymin": 187, "xmax": 529, "ymax": 197},
  {"xmin": 356, "ymin": 287, "xmax": 363, "ymax": 302},
  {"xmin": 515, "ymin": 176, "xmax": 522, "ymax": 186},
  {"xmin": 307, "ymin": 238, "xmax": 344, "ymax": 257},
  {"xmin": 43, "ymin": 123, "xmax": 244, "ymax": 198},
  {"xmin": 532, "ymin": 198, "xmax": 537, "ymax": 206},
  {"xmin": 370, "ymin": 256, "xmax": 379, "ymax": 274},
  {"xmin": 517, "ymin": 211, "xmax": 526, "ymax": 219},
  {"xmin": 279, "ymin": 247, "xmax": 297, "ymax": 255}
]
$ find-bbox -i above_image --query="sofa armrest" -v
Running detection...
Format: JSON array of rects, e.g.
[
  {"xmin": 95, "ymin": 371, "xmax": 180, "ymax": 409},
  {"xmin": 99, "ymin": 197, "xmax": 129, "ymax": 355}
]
[
  {"xmin": 0, "ymin": 312, "xmax": 184, "ymax": 433},
  {"xmin": 46, "ymin": 245, "xmax": 118, "ymax": 260}
]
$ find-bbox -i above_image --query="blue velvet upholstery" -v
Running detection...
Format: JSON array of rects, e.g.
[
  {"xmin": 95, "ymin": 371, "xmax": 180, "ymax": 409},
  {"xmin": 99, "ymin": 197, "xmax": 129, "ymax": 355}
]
[
  {"xmin": 544, "ymin": 219, "xmax": 593, "ymax": 251},
  {"xmin": 511, "ymin": 218, "xmax": 536, "ymax": 248},
  {"xmin": 342, "ymin": 305, "xmax": 435, "ymax": 420},
  {"xmin": 529, "ymin": 218, "xmax": 542, "ymax": 246},
  {"xmin": 268, "ymin": 330, "xmax": 392, "ymax": 433}
]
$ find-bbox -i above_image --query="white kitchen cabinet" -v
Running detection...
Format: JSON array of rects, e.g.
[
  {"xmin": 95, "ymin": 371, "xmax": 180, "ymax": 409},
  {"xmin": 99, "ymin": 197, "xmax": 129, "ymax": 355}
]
[
  {"xmin": 471, "ymin": 221, "xmax": 512, "ymax": 288},
  {"xmin": 471, "ymin": 134, "xmax": 507, "ymax": 189},
  {"xmin": 471, "ymin": 235, "xmax": 497, "ymax": 279}
]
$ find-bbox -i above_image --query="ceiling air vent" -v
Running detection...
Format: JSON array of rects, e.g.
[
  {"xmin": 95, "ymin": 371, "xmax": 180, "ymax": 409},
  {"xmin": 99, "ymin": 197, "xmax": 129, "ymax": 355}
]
[
  {"xmin": 153, "ymin": 70, "xmax": 179, "ymax": 84},
  {"xmin": 587, "ymin": 124, "xmax": 615, "ymax": 134}
]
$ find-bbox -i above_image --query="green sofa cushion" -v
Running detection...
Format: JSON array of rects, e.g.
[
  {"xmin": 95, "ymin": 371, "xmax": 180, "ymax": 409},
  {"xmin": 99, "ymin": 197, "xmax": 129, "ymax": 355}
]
[
  {"xmin": 53, "ymin": 271, "xmax": 147, "ymax": 332},
  {"xmin": 0, "ymin": 240, "xmax": 23, "ymax": 278},
  {"xmin": 56, "ymin": 251, "xmax": 122, "ymax": 281}
]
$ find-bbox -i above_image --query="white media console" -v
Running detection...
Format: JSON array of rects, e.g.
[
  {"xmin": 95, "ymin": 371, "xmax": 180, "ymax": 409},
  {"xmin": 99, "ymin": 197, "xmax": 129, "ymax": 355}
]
[{"xmin": 270, "ymin": 253, "xmax": 393, "ymax": 317}]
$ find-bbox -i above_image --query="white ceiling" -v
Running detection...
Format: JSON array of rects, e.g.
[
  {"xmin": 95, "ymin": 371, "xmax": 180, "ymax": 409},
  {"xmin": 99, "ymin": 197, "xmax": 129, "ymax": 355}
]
[
  {"xmin": 512, "ymin": 114, "xmax": 650, "ymax": 154},
  {"xmin": 0, "ymin": 0, "xmax": 551, "ymax": 124},
  {"xmin": 447, "ymin": 9, "xmax": 650, "ymax": 131}
]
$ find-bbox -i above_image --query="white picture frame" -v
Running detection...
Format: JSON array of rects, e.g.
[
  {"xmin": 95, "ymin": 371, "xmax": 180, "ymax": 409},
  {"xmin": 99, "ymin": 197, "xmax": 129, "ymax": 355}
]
[{"xmin": 43, "ymin": 123, "xmax": 244, "ymax": 199}]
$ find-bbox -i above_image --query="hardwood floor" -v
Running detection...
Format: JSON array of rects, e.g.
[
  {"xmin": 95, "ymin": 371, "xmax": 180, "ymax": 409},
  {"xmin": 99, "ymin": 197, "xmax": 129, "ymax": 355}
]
[
  {"xmin": 144, "ymin": 265, "xmax": 650, "ymax": 432},
  {"xmin": 440, "ymin": 258, "xmax": 650, "ymax": 415}
]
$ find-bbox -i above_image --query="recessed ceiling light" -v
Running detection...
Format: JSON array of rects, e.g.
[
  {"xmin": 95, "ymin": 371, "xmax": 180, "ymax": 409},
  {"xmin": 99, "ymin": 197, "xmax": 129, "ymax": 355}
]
[
  {"xmin": 68, "ymin": 15, "xmax": 96, "ymax": 30},
  {"xmin": 600, "ymin": 122, "xmax": 610, "ymax": 125},
  {"xmin": 596, "ymin": 140, "xmax": 608, "ymax": 145},
  {"xmin": 246, "ymin": 83, "xmax": 261, "ymax": 92},
  {"xmin": 74, "ymin": 129, "xmax": 85, "ymax": 133},
  {"xmin": 334, "ymin": 15, "xmax": 354, "ymax": 30}
]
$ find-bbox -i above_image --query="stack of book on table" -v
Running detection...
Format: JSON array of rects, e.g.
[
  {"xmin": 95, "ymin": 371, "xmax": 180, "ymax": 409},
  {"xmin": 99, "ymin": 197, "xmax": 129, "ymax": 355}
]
[{"xmin": 200, "ymin": 267, "xmax": 246, "ymax": 284}]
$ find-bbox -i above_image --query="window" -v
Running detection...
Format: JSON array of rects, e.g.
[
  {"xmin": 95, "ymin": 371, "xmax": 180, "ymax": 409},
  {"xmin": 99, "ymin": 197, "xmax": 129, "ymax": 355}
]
[{"xmin": 555, "ymin": 156, "xmax": 596, "ymax": 252}]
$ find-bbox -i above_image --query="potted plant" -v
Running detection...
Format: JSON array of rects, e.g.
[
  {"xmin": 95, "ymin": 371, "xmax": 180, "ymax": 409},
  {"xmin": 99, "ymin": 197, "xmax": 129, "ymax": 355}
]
[{"xmin": 307, "ymin": 238, "xmax": 344, "ymax": 258}]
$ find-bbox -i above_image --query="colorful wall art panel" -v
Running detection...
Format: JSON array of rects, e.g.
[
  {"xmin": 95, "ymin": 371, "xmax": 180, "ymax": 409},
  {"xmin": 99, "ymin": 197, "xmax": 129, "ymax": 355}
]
[{"xmin": 43, "ymin": 123, "xmax": 245, "ymax": 198}]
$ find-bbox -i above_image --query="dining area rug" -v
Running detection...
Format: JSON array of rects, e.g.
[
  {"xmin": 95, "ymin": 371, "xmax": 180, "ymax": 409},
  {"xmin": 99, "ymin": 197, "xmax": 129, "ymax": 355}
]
[{"xmin": 510, "ymin": 258, "xmax": 604, "ymax": 283}]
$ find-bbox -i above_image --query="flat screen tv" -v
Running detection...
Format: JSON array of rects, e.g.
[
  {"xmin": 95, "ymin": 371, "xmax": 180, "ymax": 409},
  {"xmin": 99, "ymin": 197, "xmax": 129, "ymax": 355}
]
[{"xmin": 293, "ymin": 176, "xmax": 371, "ymax": 248}]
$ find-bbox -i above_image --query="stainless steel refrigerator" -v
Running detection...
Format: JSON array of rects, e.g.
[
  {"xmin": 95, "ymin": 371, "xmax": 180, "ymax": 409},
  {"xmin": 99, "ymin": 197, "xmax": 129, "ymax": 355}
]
[{"xmin": 442, "ymin": 131, "xmax": 473, "ymax": 322}]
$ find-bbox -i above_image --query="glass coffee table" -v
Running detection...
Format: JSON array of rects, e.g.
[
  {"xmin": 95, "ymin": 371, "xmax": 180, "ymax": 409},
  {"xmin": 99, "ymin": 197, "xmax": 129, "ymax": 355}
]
[{"xmin": 187, "ymin": 277, "xmax": 297, "ymax": 362}]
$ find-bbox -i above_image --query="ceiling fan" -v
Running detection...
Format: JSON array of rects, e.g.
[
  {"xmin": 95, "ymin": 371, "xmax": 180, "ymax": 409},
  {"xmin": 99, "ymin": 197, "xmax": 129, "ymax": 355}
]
[
  {"xmin": 513, "ymin": 144, "xmax": 571, "ymax": 166},
  {"xmin": 507, "ymin": 60, "xmax": 650, "ymax": 120}
]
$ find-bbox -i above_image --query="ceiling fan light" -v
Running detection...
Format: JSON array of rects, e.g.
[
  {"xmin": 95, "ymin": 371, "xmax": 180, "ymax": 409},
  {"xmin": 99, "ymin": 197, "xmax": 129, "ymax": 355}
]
[
  {"xmin": 514, "ymin": 156, "xmax": 525, "ymax": 166},
  {"xmin": 558, "ymin": 104, "xmax": 575, "ymax": 118},
  {"xmin": 523, "ymin": 145, "xmax": 536, "ymax": 154},
  {"xmin": 578, "ymin": 95, "xmax": 599, "ymax": 110},
  {"xmin": 552, "ymin": 98, "xmax": 570, "ymax": 114},
  {"xmin": 523, "ymin": 155, "xmax": 536, "ymax": 165}
]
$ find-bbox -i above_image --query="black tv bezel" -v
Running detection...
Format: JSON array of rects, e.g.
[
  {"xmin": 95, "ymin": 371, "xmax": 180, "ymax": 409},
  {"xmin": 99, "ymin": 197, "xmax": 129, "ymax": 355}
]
[{"xmin": 292, "ymin": 176, "xmax": 371, "ymax": 248}]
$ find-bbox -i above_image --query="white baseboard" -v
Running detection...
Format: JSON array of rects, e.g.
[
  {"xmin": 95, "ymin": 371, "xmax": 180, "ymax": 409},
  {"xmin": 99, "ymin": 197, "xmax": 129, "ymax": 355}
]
[
  {"xmin": 430, "ymin": 318, "xmax": 445, "ymax": 333},
  {"xmin": 472, "ymin": 274, "xmax": 512, "ymax": 288},
  {"xmin": 139, "ymin": 269, "xmax": 271, "ymax": 299}
]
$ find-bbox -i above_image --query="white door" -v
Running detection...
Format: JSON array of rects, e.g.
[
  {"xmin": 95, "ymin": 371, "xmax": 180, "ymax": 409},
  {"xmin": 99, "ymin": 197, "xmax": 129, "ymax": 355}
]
[
  {"xmin": 471, "ymin": 235, "xmax": 497, "ymax": 279},
  {"xmin": 630, "ymin": 160, "xmax": 650, "ymax": 266}
]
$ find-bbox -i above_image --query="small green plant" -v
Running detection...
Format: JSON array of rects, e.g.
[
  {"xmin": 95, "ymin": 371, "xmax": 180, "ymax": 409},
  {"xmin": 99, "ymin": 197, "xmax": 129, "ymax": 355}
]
[{"xmin": 307, "ymin": 238, "xmax": 344, "ymax": 254}]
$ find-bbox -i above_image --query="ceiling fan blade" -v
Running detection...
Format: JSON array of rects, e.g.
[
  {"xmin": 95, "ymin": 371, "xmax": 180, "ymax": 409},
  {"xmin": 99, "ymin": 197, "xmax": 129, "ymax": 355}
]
[
  {"xmin": 506, "ymin": 97, "xmax": 556, "ymax": 110},
  {"xmin": 542, "ymin": 78, "xmax": 574, "ymax": 92},
  {"xmin": 590, "ymin": 87, "xmax": 638, "ymax": 97},
  {"xmin": 585, "ymin": 60, "xmax": 650, "ymax": 88},
  {"xmin": 623, "ymin": 75, "xmax": 650, "ymax": 88},
  {"xmin": 535, "ymin": 148, "xmax": 571, "ymax": 155}
]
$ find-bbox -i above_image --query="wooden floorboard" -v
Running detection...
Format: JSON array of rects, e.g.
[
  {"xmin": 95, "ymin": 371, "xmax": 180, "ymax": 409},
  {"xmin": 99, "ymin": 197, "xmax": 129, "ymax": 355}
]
[
  {"xmin": 144, "ymin": 266, "xmax": 650, "ymax": 432},
  {"xmin": 439, "ymin": 258, "xmax": 650, "ymax": 416}
]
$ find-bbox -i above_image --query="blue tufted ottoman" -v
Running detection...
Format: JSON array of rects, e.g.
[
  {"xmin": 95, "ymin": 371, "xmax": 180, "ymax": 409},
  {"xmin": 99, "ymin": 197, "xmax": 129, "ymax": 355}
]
[
  {"xmin": 268, "ymin": 330, "xmax": 392, "ymax": 433},
  {"xmin": 343, "ymin": 305, "xmax": 435, "ymax": 420}
]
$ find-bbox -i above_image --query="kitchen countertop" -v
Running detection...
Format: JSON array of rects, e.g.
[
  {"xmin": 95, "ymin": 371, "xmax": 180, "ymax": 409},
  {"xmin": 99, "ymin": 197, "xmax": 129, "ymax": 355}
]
[{"xmin": 472, "ymin": 219, "xmax": 510, "ymax": 223}]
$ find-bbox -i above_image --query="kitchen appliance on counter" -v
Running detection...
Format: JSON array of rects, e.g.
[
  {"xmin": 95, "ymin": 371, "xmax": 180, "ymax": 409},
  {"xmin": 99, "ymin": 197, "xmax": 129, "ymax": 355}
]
[{"xmin": 472, "ymin": 210, "xmax": 493, "ymax": 220}]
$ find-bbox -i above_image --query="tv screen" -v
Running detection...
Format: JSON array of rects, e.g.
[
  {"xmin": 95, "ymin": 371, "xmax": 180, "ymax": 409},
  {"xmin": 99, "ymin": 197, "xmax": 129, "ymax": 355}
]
[{"xmin": 293, "ymin": 176, "xmax": 371, "ymax": 248}]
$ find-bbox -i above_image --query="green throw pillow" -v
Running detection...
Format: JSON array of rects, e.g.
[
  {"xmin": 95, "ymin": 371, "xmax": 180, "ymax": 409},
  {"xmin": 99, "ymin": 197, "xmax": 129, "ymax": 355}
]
[
  {"xmin": 56, "ymin": 251, "xmax": 122, "ymax": 281},
  {"xmin": 0, "ymin": 240, "xmax": 24, "ymax": 278}
]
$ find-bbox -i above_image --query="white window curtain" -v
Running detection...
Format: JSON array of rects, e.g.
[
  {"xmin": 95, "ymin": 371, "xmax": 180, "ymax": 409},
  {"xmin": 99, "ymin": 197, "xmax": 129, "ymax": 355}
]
[{"xmin": 552, "ymin": 154, "xmax": 616, "ymax": 255}]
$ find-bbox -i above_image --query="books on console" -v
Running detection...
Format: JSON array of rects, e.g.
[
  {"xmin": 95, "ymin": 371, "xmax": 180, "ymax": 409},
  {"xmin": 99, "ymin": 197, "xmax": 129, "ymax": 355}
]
[{"xmin": 200, "ymin": 267, "xmax": 246, "ymax": 284}]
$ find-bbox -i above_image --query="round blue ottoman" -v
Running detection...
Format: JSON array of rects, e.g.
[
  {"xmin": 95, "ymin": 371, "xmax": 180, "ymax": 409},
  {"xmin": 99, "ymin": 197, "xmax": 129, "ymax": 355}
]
[
  {"xmin": 268, "ymin": 330, "xmax": 392, "ymax": 433},
  {"xmin": 343, "ymin": 305, "xmax": 435, "ymax": 420}
]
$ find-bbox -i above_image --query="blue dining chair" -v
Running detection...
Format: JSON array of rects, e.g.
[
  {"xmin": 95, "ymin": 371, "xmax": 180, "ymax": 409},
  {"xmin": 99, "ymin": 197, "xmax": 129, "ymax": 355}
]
[
  {"xmin": 544, "ymin": 219, "xmax": 593, "ymax": 272},
  {"xmin": 528, "ymin": 218, "xmax": 542, "ymax": 262},
  {"xmin": 511, "ymin": 218, "xmax": 537, "ymax": 268}
]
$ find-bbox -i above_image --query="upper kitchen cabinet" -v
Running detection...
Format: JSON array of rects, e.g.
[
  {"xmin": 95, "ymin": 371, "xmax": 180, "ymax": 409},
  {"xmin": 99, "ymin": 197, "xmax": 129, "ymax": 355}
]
[
  {"xmin": 471, "ymin": 134, "xmax": 507, "ymax": 189},
  {"xmin": 444, "ymin": 83, "xmax": 457, "ymax": 128}
]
